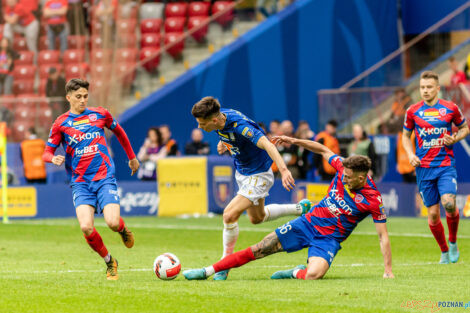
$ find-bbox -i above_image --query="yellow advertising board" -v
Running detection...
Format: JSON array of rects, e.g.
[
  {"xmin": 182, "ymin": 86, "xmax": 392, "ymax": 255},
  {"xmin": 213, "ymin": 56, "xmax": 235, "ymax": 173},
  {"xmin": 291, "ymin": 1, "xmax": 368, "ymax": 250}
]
[
  {"xmin": 305, "ymin": 183, "xmax": 330, "ymax": 203},
  {"xmin": 157, "ymin": 157, "xmax": 207, "ymax": 217},
  {"xmin": 0, "ymin": 187, "xmax": 37, "ymax": 217}
]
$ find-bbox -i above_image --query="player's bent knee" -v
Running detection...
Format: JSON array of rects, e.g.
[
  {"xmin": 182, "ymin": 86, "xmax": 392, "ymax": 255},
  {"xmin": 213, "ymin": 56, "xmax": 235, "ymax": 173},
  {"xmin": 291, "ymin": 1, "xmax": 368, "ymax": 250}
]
[
  {"xmin": 80, "ymin": 224, "xmax": 93, "ymax": 235},
  {"xmin": 106, "ymin": 220, "xmax": 120, "ymax": 231},
  {"xmin": 223, "ymin": 211, "xmax": 238, "ymax": 224},
  {"xmin": 304, "ymin": 271, "xmax": 324, "ymax": 280},
  {"xmin": 248, "ymin": 215, "xmax": 264, "ymax": 224}
]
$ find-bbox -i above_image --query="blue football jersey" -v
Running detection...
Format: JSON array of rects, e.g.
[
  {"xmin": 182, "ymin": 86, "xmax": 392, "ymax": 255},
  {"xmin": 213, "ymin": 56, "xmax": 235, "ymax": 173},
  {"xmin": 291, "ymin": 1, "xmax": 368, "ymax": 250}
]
[{"xmin": 217, "ymin": 109, "xmax": 272, "ymax": 175}]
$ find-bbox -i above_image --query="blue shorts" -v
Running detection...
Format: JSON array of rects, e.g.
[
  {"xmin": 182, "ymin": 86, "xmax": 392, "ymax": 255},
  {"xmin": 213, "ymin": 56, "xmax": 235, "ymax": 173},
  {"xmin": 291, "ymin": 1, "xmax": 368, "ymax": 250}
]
[
  {"xmin": 71, "ymin": 177, "xmax": 120, "ymax": 213},
  {"xmin": 275, "ymin": 216, "xmax": 341, "ymax": 266},
  {"xmin": 416, "ymin": 166, "xmax": 457, "ymax": 207}
]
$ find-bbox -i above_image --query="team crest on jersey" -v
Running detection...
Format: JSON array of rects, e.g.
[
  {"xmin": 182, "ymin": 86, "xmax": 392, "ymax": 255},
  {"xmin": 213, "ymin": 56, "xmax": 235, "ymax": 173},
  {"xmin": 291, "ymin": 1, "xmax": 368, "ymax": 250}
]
[
  {"xmin": 89, "ymin": 114, "xmax": 97, "ymax": 122},
  {"xmin": 439, "ymin": 108, "xmax": 446, "ymax": 116},
  {"xmin": 354, "ymin": 194, "xmax": 364, "ymax": 203},
  {"xmin": 241, "ymin": 127, "xmax": 253, "ymax": 138}
]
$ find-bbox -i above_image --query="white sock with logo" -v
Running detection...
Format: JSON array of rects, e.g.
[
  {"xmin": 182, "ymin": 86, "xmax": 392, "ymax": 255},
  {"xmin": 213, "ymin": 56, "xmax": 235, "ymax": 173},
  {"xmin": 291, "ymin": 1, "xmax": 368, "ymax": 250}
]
[
  {"xmin": 263, "ymin": 204, "xmax": 300, "ymax": 222},
  {"xmin": 222, "ymin": 222, "xmax": 239, "ymax": 258}
]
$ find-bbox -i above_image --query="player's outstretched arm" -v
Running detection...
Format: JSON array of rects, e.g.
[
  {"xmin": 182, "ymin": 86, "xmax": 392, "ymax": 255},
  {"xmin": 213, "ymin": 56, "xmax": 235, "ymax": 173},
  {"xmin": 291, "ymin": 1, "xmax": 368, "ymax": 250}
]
[
  {"xmin": 256, "ymin": 136, "xmax": 295, "ymax": 191},
  {"xmin": 402, "ymin": 130, "xmax": 420, "ymax": 167},
  {"xmin": 111, "ymin": 124, "xmax": 139, "ymax": 175},
  {"xmin": 273, "ymin": 136, "xmax": 334, "ymax": 161},
  {"xmin": 374, "ymin": 222, "xmax": 394, "ymax": 279},
  {"xmin": 42, "ymin": 146, "xmax": 65, "ymax": 166},
  {"xmin": 444, "ymin": 121, "xmax": 470, "ymax": 146}
]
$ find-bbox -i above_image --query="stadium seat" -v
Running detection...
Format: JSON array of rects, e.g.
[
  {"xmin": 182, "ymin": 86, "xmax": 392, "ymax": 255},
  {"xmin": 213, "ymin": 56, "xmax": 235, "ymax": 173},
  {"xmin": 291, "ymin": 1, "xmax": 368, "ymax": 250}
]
[
  {"xmin": 140, "ymin": 47, "xmax": 161, "ymax": 72},
  {"xmin": 140, "ymin": 3, "xmax": 165, "ymax": 19},
  {"xmin": 118, "ymin": 33, "xmax": 138, "ymax": 48},
  {"xmin": 13, "ymin": 80, "xmax": 35, "ymax": 95},
  {"xmin": 67, "ymin": 35, "xmax": 87, "ymax": 49},
  {"xmin": 0, "ymin": 95, "xmax": 15, "ymax": 110},
  {"xmin": 39, "ymin": 64, "xmax": 63, "ymax": 79},
  {"xmin": 38, "ymin": 50, "xmax": 61, "ymax": 66},
  {"xmin": 115, "ymin": 62, "xmax": 136, "ymax": 86},
  {"xmin": 15, "ymin": 51, "xmax": 35, "ymax": 65},
  {"xmin": 12, "ymin": 120, "xmax": 35, "ymax": 141},
  {"xmin": 90, "ymin": 49, "xmax": 113, "ymax": 64},
  {"xmin": 164, "ymin": 32, "xmax": 185, "ymax": 58},
  {"xmin": 188, "ymin": 2, "xmax": 210, "ymax": 17},
  {"xmin": 211, "ymin": 1, "xmax": 234, "ymax": 26},
  {"xmin": 14, "ymin": 102, "xmax": 36, "ymax": 120},
  {"xmin": 164, "ymin": 17, "xmax": 186, "ymax": 33},
  {"xmin": 13, "ymin": 36, "xmax": 28, "ymax": 51},
  {"xmin": 117, "ymin": 18, "xmax": 137, "ymax": 34},
  {"xmin": 165, "ymin": 2, "xmax": 188, "ymax": 18},
  {"xmin": 188, "ymin": 16, "xmax": 209, "ymax": 42},
  {"xmin": 91, "ymin": 35, "xmax": 103, "ymax": 49},
  {"xmin": 64, "ymin": 63, "xmax": 88, "ymax": 81},
  {"xmin": 38, "ymin": 79, "xmax": 47, "ymax": 96},
  {"xmin": 90, "ymin": 64, "xmax": 111, "ymax": 79},
  {"xmin": 141, "ymin": 33, "xmax": 161, "ymax": 49},
  {"xmin": 12, "ymin": 65, "xmax": 36, "ymax": 80},
  {"xmin": 140, "ymin": 18, "xmax": 163, "ymax": 34},
  {"xmin": 39, "ymin": 35, "xmax": 59, "ymax": 50},
  {"xmin": 115, "ymin": 48, "xmax": 138, "ymax": 63},
  {"xmin": 63, "ymin": 49, "xmax": 86, "ymax": 64}
]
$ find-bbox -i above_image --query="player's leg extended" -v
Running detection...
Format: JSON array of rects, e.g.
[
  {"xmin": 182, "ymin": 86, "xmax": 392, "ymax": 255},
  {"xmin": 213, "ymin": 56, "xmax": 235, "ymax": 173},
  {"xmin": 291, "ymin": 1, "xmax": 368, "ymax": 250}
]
[
  {"xmin": 442, "ymin": 194, "xmax": 459, "ymax": 263},
  {"xmin": 247, "ymin": 199, "xmax": 311, "ymax": 224},
  {"xmin": 292, "ymin": 257, "xmax": 329, "ymax": 280},
  {"xmin": 427, "ymin": 203, "xmax": 450, "ymax": 264},
  {"xmin": 103, "ymin": 203, "xmax": 134, "ymax": 248},
  {"xmin": 183, "ymin": 232, "xmax": 283, "ymax": 280}
]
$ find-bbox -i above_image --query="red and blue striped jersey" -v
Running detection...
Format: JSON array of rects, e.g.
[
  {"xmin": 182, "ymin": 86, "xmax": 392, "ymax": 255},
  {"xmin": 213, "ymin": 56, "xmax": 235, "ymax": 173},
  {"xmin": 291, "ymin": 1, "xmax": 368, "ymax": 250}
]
[
  {"xmin": 46, "ymin": 107, "xmax": 118, "ymax": 183},
  {"xmin": 304, "ymin": 155, "xmax": 386, "ymax": 243},
  {"xmin": 403, "ymin": 99, "xmax": 466, "ymax": 167}
]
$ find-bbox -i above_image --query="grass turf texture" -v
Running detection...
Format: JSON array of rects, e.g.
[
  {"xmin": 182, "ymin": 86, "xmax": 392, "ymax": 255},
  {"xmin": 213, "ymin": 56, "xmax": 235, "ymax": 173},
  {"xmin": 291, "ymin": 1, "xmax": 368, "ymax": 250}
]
[{"xmin": 1, "ymin": 216, "xmax": 469, "ymax": 313}]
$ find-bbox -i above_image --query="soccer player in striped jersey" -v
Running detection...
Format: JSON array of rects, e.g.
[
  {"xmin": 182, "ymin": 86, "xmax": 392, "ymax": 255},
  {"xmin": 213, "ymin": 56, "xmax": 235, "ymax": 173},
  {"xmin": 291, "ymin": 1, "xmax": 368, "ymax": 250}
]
[
  {"xmin": 42, "ymin": 79, "xmax": 140, "ymax": 280},
  {"xmin": 183, "ymin": 137, "xmax": 394, "ymax": 280},
  {"xmin": 402, "ymin": 71, "xmax": 469, "ymax": 264}
]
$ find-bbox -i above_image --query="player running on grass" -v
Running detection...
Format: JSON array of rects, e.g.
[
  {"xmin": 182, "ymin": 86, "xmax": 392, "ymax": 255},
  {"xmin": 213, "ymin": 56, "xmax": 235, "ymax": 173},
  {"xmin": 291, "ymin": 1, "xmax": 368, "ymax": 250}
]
[
  {"xmin": 402, "ymin": 71, "xmax": 469, "ymax": 264},
  {"xmin": 184, "ymin": 136, "xmax": 394, "ymax": 280},
  {"xmin": 42, "ymin": 79, "xmax": 140, "ymax": 280},
  {"xmin": 191, "ymin": 97, "xmax": 311, "ymax": 280}
]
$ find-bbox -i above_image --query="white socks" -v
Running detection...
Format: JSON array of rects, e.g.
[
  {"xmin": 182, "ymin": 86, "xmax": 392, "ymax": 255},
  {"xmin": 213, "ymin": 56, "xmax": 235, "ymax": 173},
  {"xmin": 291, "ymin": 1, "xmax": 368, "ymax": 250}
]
[
  {"xmin": 263, "ymin": 204, "xmax": 300, "ymax": 222},
  {"xmin": 204, "ymin": 266, "xmax": 215, "ymax": 276},
  {"xmin": 222, "ymin": 222, "xmax": 239, "ymax": 258},
  {"xmin": 104, "ymin": 254, "xmax": 111, "ymax": 263}
]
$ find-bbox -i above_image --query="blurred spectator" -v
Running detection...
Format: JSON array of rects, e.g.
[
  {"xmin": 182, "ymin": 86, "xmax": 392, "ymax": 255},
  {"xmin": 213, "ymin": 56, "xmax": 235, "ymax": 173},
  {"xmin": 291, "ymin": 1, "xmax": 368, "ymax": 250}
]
[
  {"xmin": 268, "ymin": 119, "xmax": 281, "ymax": 139},
  {"xmin": 0, "ymin": 37, "xmax": 18, "ymax": 95},
  {"xmin": 160, "ymin": 124, "xmax": 180, "ymax": 156},
  {"xmin": 347, "ymin": 124, "xmax": 377, "ymax": 178},
  {"xmin": 67, "ymin": 0, "xmax": 86, "ymax": 35},
  {"xmin": 295, "ymin": 120, "xmax": 315, "ymax": 179},
  {"xmin": 396, "ymin": 131, "xmax": 416, "ymax": 183},
  {"xmin": 464, "ymin": 52, "xmax": 470, "ymax": 80},
  {"xmin": 43, "ymin": 0, "xmax": 69, "ymax": 54},
  {"xmin": 314, "ymin": 120, "xmax": 340, "ymax": 181},
  {"xmin": 46, "ymin": 67, "xmax": 67, "ymax": 120},
  {"xmin": 185, "ymin": 128, "xmax": 210, "ymax": 156},
  {"xmin": 386, "ymin": 87, "xmax": 410, "ymax": 134},
  {"xmin": 3, "ymin": 0, "xmax": 39, "ymax": 57},
  {"xmin": 21, "ymin": 127, "xmax": 47, "ymax": 183},
  {"xmin": 95, "ymin": 0, "xmax": 118, "ymax": 46},
  {"xmin": 273, "ymin": 120, "xmax": 299, "ymax": 178},
  {"xmin": 448, "ymin": 56, "xmax": 467, "ymax": 86},
  {"xmin": 137, "ymin": 127, "xmax": 167, "ymax": 181},
  {"xmin": 257, "ymin": 0, "xmax": 277, "ymax": 19}
]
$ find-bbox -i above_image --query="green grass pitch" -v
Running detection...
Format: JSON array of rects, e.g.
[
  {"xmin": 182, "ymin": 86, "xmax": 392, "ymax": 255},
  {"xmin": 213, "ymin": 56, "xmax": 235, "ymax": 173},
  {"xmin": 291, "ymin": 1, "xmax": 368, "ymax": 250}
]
[{"xmin": 1, "ymin": 216, "xmax": 469, "ymax": 313}]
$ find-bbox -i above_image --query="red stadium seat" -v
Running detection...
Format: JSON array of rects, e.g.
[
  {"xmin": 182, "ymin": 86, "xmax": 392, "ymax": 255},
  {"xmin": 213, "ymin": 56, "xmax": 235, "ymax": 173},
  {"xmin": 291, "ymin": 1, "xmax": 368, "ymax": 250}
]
[
  {"xmin": 164, "ymin": 17, "xmax": 186, "ymax": 33},
  {"xmin": 64, "ymin": 63, "xmax": 88, "ymax": 80},
  {"xmin": 14, "ymin": 102, "xmax": 36, "ymax": 120},
  {"xmin": 188, "ymin": 16, "xmax": 209, "ymax": 42},
  {"xmin": 165, "ymin": 2, "xmax": 188, "ymax": 18},
  {"xmin": 140, "ymin": 18, "xmax": 163, "ymax": 34},
  {"xmin": 39, "ymin": 64, "xmax": 63, "ymax": 79},
  {"xmin": 12, "ymin": 65, "xmax": 36, "ymax": 80},
  {"xmin": 67, "ymin": 35, "xmax": 87, "ymax": 49},
  {"xmin": 63, "ymin": 49, "xmax": 86, "ymax": 64},
  {"xmin": 141, "ymin": 33, "xmax": 161, "ymax": 48},
  {"xmin": 39, "ymin": 35, "xmax": 59, "ymax": 50},
  {"xmin": 188, "ymin": 2, "xmax": 210, "ymax": 17},
  {"xmin": 91, "ymin": 35, "xmax": 103, "ymax": 49},
  {"xmin": 118, "ymin": 33, "xmax": 137, "ymax": 48},
  {"xmin": 117, "ymin": 18, "xmax": 137, "ymax": 34},
  {"xmin": 115, "ymin": 48, "xmax": 138, "ymax": 63},
  {"xmin": 38, "ymin": 50, "xmax": 60, "ymax": 66},
  {"xmin": 90, "ymin": 49, "xmax": 113, "ymax": 64},
  {"xmin": 115, "ymin": 62, "xmax": 136, "ymax": 86},
  {"xmin": 211, "ymin": 1, "xmax": 234, "ymax": 26},
  {"xmin": 0, "ymin": 95, "xmax": 16, "ymax": 110},
  {"xmin": 90, "ymin": 64, "xmax": 111, "ymax": 79},
  {"xmin": 164, "ymin": 32, "xmax": 185, "ymax": 58},
  {"xmin": 13, "ymin": 80, "xmax": 35, "ymax": 95},
  {"xmin": 140, "ymin": 47, "xmax": 161, "ymax": 72},
  {"xmin": 15, "ymin": 51, "xmax": 35, "ymax": 65},
  {"xmin": 38, "ymin": 79, "xmax": 48, "ymax": 96},
  {"xmin": 12, "ymin": 120, "xmax": 35, "ymax": 142},
  {"xmin": 13, "ymin": 36, "xmax": 28, "ymax": 51}
]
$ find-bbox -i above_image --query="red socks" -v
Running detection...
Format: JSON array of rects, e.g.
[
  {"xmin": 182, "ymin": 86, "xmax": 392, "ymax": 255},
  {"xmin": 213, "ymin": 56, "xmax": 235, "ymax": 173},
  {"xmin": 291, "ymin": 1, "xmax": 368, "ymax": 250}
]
[
  {"xmin": 117, "ymin": 217, "xmax": 125, "ymax": 233},
  {"xmin": 446, "ymin": 211, "xmax": 459, "ymax": 243},
  {"xmin": 213, "ymin": 247, "xmax": 255, "ymax": 273},
  {"xmin": 428, "ymin": 218, "xmax": 448, "ymax": 252},
  {"xmin": 295, "ymin": 269, "xmax": 307, "ymax": 280},
  {"xmin": 84, "ymin": 228, "xmax": 109, "ymax": 257}
]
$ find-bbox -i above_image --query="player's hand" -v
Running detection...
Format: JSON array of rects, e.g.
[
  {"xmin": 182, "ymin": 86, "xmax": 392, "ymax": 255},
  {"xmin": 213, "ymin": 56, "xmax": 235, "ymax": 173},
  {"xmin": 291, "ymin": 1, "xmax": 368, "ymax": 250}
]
[
  {"xmin": 129, "ymin": 158, "xmax": 140, "ymax": 176},
  {"xmin": 51, "ymin": 155, "xmax": 65, "ymax": 166},
  {"xmin": 383, "ymin": 272, "xmax": 394, "ymax": 279},
  {"xmin": 217, "ymin": 141, "xmax": 227, "ymax": 155},
  {"xmin": 408, "ymin": 154, "xmax": 421, "ymax": 167},
  {"xmin": 272, "ymin": 135, "xmax": 295, "ymax": 146},
  {"xmin": 280, "ymin": 168, "xmax": 295, "ymax": 191},
  {"xmin": 443, "ymin": 133, "xmax": 457, "ymax": 146}
]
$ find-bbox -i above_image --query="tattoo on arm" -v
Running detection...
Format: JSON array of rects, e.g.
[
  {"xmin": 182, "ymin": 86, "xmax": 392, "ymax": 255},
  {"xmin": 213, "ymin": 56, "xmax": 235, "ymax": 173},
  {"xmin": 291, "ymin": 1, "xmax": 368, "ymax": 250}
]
[{"xmin": 251, "ymin": 232, "xmax": 283, "ymax": 259}]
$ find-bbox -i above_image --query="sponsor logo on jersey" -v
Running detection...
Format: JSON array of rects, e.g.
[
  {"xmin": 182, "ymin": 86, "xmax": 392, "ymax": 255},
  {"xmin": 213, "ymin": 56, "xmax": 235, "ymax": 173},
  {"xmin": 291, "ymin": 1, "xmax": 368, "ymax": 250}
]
[
  {"xmin": 422, "ymin": 138, "xmax": 445, "ymax": 148},
  {"xmin": 68, "ymin": 131, "xmax": 101, "ymax": 145},
  {"xmin": 75, "ymin": 144, "xmax": 99, "ymax": 156},
  {"xmin": 73, "ymin": 119, "xmax": 90, "ymax": 126},
  {"xmin": 439, "ymin": 108, "xmax": 446, "ymax": 116},
  {"xmin": 328, "ymin": 188, "xmax": 352, "ymax": 215},
  {"xmin": 418, "ymin": 127, "xmax": 447, "ymax": 137},
  {"xmin": 424, "ymin": 110, "xmax": 439, "ymax": 117},
  {"xmin": 241, "ymin": 127, "xmax": 253, "ymax": 138},
  {"xmin": 89, "ymin": 114, "xmax": 97, "ymax": 122}
]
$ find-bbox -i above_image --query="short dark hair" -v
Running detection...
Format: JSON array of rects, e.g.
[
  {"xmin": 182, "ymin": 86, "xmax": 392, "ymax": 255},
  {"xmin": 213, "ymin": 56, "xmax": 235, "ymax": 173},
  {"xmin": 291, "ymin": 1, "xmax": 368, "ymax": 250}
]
[
  {"xmin": 327, "ymin": 120, "xmax": 338, "ymax": 128},
  {"xmin": 343, "ymin": 155, "xmax": 371, "ymax": 173},
  {"xmin": 65, "ymin": 78, "xmax": 89, "ymax": 94},
  {"xmin": 448, "ymin": 56, "xmax": 456, "ymax": 62},
  {"xmin": 191, "ymin": 96, "xmax": 221, "ymax": 119},
  {"xmin": 420, "ymin": 71, "xmax": 439, "ymax": 83},
  {"xmin": 148, "ymin": 127, "xmax": 163, "ymax": 147}
]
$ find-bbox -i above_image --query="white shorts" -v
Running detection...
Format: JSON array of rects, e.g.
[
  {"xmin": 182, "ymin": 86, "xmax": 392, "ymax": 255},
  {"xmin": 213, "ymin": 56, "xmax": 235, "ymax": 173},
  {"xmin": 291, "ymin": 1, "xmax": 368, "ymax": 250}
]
[{"xmin": 235, "ymin": 168, "xmax": 274, "ymax": 205}]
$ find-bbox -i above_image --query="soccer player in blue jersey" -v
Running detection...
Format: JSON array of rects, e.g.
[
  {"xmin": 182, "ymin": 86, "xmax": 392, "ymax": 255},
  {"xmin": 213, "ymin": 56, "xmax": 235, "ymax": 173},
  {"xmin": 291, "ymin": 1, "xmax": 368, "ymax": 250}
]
[
  {"xmin": 191, "ymin": 97, "xmax": 310, "ymax": 280},
  {"xmin": 402, "ymin": 71, "xmax": 469, "ymax": 264},
  {"xmin": 42, "ymin": 79, "xmax": 140, "ymax": 280},
  {"xmin": 183, "ymin": 136, "xmax": 393, "ymax": 280}
]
